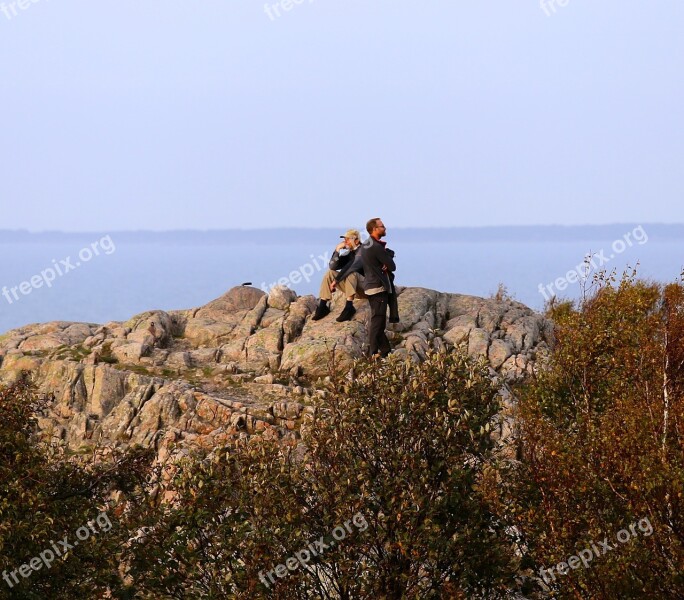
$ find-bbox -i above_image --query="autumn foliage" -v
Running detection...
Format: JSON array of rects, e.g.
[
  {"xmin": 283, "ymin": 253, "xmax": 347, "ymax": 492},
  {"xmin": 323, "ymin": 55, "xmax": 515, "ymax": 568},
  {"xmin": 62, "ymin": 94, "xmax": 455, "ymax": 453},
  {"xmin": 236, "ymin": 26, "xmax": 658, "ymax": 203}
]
[
  {"xmin": 0, "ymin": 375, "xmax": 154, "ymax": 599},
  {"xmin": 501, "ymin": 274, "xmax": 684, "ymax": 598},
  {"xmin": 127, "ymin": 350, "xmax": 516, "ymax": 599},
  {"xmin": 2, "ymin": 273, "xmax": 684, "ymax": 598}
]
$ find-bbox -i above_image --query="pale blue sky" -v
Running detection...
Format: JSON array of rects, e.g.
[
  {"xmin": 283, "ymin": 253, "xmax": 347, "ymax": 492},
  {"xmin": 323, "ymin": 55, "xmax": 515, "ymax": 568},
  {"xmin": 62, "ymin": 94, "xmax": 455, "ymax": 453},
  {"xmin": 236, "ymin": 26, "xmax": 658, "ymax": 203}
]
[{"xmin": 1, "ymin": 1, "xmax": 682, "ymax": 231}]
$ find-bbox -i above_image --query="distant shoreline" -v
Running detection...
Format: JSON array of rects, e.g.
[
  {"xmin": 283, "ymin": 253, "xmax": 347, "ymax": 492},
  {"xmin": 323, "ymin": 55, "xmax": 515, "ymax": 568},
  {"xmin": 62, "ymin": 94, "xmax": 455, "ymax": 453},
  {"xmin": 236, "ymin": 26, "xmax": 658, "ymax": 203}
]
[{"xmin": 1, "ymin": 224, "xmax": 683, "ymax": 244}]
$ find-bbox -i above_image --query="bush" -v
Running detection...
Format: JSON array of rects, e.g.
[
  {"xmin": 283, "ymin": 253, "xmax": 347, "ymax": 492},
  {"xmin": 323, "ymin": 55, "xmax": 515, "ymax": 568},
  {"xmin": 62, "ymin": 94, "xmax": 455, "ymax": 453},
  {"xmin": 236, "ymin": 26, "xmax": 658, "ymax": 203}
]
[
  {"xmin": 129, "ymin": 349, "xmax": 518, "ymax": 599},
  {"xmin": 500, "ymin": 274, "xmax": 684, "ymax": 598},
  {"xmin": 0, "ymin": 375, "xmax": 154, "ymax": 599}
]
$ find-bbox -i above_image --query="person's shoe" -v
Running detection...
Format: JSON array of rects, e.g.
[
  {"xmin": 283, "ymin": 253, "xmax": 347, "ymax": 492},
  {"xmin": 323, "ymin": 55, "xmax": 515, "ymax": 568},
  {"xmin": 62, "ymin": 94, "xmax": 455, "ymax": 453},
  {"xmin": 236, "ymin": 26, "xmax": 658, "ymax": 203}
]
[
  {"xmin": 312, "ymin": 301, "xmax": 330, "ymax": 321},
  {"xmin": 336, "ymin": 303, "xmax": 356, "ymax": 322}
]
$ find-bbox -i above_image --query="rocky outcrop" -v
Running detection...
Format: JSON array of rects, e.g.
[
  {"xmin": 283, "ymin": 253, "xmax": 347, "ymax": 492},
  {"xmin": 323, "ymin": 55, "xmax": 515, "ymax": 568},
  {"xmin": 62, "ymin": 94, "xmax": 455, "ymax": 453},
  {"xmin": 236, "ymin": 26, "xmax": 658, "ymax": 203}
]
[{"xmin": 0, "ymin": 285, "xmax": 553, "ymax": 458}]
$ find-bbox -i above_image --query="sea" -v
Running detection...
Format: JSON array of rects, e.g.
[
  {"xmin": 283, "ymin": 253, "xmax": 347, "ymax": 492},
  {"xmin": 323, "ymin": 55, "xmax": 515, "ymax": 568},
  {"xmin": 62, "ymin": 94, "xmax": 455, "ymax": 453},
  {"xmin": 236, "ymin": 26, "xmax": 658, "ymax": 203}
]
[{"xmin": 1, "ymin": 226, "xmax": 682, "ymax": 335}]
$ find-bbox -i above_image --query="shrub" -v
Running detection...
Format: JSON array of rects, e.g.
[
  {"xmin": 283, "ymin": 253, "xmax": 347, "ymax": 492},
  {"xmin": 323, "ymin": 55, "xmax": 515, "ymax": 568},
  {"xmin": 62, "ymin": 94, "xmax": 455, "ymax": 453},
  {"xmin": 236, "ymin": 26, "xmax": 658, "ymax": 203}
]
[
  {"xmin": 501, "ymin": 274, "xmax": 684, "ymax": 598},
  {"xmin": 129, "ymin": 349, "xmax": 518, "ymax": 599},
  {"xmin": 0, "ymin": 375, "xmax": 154, "ymax": 599}
]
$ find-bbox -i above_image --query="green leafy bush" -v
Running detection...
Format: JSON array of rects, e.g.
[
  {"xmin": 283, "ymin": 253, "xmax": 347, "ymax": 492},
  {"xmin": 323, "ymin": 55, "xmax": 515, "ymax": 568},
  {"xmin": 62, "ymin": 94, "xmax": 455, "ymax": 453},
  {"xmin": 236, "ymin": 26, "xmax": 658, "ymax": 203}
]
[
  {"xmin": 129, "ymin": 350, "xmax": 517, "ymax": 599},
  {"xmin": 0, "ymin": 375, "xmax": 154, "ymax": 599}
]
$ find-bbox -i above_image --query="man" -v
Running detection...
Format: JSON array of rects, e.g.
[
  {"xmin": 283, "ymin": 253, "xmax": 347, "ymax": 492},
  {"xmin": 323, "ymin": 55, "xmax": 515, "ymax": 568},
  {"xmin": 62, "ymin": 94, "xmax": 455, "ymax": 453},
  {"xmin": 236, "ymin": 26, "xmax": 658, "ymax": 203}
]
[
  {"xmin": 312, "ymin": 229, "xmax": 366, "ymax": 322},
  {"xmin": 361, "ymin": 218, "xmax": 396, "ymax": 357}
]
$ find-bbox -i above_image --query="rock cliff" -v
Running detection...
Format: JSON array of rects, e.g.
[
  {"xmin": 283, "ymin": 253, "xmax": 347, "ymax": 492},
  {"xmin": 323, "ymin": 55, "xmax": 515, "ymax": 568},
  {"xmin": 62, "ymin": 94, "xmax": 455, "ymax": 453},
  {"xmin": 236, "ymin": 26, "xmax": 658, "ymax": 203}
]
[{"xmin": 0, "ymin": 286, "xmax": 553, "ymax": 459}]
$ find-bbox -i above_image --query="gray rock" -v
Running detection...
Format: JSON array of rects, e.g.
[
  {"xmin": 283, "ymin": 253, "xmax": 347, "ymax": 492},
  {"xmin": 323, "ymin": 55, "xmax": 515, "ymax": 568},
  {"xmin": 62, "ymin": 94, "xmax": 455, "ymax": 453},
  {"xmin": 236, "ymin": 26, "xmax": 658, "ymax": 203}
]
[
  {"xmin": 443, "ymin": 315, "xmax": 477, "ymax": 345},
  {"xmin": 166, "ymin": 352, "xmax": 192, "ymax": 370},
  {"xmin": 0, "ymin": 284, "xmax": 555, "ymax": 459},
  {"xmin": 188, "ymin": 348, "xmax": 219, "ymax": 367},
  {"xmin": 267, "ymin": 285, "xmax": 297, "ymax": 310},
  {"xmin": 468, "ymin": 328, "xmax": 490, "ymax": 357},
  {"xmin": 112, "ymin": 342, "xmax": 146, "ymax": 363},
  {"xmin": 185, "ymin": 287, "xmax": 267, "ymax": 347},
  {"xmin": 488, "ymin": 339, "xmax": 513, "ymax": 370}
]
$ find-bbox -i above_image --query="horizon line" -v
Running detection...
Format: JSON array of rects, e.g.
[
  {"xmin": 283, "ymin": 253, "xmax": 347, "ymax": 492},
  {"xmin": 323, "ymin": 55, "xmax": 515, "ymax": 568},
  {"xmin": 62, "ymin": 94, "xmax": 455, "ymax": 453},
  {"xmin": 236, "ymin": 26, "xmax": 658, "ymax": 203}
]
[{"xmin": 2, "ymin": 223, "xmax": 683, "ymax": 234}]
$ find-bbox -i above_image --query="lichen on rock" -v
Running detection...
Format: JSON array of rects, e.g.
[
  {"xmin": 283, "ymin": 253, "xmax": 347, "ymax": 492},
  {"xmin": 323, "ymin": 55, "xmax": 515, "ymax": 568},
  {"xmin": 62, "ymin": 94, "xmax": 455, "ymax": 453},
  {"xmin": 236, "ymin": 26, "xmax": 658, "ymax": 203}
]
[{"xmin": 0, "ymin": 285, "xmax": 553, "ymax": 461}]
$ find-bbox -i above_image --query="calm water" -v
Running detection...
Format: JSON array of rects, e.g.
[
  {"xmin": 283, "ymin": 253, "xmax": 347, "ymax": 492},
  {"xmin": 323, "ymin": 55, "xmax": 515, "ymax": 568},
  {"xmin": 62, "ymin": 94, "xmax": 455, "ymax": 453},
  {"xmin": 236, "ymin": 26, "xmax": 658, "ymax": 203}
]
[{"xmin": 1, "ymin": 238, "xmax": 683, "ymax": 334}]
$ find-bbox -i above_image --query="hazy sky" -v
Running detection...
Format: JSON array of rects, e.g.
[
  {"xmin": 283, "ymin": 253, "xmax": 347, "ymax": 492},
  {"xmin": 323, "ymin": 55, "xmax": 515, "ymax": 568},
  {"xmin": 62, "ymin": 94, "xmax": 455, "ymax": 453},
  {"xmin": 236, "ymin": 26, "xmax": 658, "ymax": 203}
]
[{"xmin": 1, "ymin": 1, "xmax": 682, "ymax": 231}]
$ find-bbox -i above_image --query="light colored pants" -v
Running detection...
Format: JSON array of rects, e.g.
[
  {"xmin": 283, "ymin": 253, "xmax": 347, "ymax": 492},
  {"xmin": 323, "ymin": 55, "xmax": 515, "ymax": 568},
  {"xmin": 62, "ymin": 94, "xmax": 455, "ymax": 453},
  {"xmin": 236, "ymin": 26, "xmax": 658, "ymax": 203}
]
[{"xmin": 319, "ymin": 270, "xmax": 366, "ymax": 301}]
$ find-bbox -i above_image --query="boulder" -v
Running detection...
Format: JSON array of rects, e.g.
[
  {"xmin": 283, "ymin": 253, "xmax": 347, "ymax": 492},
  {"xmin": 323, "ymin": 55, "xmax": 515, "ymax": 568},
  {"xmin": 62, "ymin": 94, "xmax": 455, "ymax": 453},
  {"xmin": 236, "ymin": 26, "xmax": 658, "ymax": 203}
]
[
  {"xmin": 443, "ymin": 315, "xmax": 477, "ymax": 345},
  {"xmin": 0, "ymin": 284, "xmax": 555, "ymax": 457},
  {"xmin": 280, "ymin": 295, "xmax": 367, "ymax": 377},
  {"xmin": 468, "ymin": 328, "xmax": 490, "ymax": 357},
  {"xmin": 184, "ymin": 287, "xmax": 267, "ymax": 347},
  {"xmin": 489, "ymin": 339, "xmax": 513, "ymax": 370},
  {"xmin": 267, "ymin": 285, "xmax": 297, "ymax": 311},
  {"xmin": 195, "ymin": 286, "xmax": 265, "ymax": 321},
  {"xmin": 112, "ymin": 342, "xmax": 146, "ymax": 363}
]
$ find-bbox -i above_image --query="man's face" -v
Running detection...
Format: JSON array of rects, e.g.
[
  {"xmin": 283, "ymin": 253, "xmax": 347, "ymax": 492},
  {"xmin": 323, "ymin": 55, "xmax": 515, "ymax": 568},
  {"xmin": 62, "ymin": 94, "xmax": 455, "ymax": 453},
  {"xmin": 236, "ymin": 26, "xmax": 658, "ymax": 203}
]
[{"xmin": 374, "ymin": 220, "xmax": 387, "ymax": 238}]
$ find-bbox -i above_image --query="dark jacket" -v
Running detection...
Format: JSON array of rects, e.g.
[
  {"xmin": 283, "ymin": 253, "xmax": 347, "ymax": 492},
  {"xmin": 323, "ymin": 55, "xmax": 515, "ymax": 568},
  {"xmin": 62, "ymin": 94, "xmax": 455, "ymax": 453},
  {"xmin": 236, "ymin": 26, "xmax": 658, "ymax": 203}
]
[
  {"xmin": 388, "ymin": 272, "xmax": 400, "ymax": 323},
  {"xmin": 329, "ymin": 246, "xmax": 364, "ymax": 283},
  {"xmin": 361, "ymin": 237, "xmax": 396, "ymax": 293}
]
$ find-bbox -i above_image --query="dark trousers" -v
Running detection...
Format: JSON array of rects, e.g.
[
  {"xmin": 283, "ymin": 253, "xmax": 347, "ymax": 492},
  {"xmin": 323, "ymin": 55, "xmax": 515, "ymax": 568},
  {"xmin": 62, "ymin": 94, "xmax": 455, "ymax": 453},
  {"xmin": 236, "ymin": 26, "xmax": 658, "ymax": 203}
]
[{"xmin": 367, "ymin": 292, "xmax": 391, "ymax": 357}]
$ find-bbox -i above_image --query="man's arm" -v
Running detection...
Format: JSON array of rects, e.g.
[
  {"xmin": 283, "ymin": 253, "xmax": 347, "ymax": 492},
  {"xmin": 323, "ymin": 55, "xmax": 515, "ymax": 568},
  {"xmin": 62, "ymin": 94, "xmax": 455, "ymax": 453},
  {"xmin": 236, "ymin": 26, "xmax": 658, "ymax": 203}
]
[
  {"xmin": 329, "ymin": 251, "xmax": 341, "ymax": 271},
  {"xmin": 328, "ymin": 241, "xmax": 349, "ymax": 270},
  {"xmin": 374, "ymin": 245, "xmax": 396, "ymax": 272},
  {"xmin": 335, "ymin": 251, "xmax": 364, "ymax": 282}
]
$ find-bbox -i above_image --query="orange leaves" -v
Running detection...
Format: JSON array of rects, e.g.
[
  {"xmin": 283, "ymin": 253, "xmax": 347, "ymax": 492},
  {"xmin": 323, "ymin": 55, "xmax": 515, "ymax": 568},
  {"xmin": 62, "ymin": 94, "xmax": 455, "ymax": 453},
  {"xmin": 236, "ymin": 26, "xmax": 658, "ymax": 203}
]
[{"xmin": 509, "ymin": 275, "xmax": 684, "ymax": 598}]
